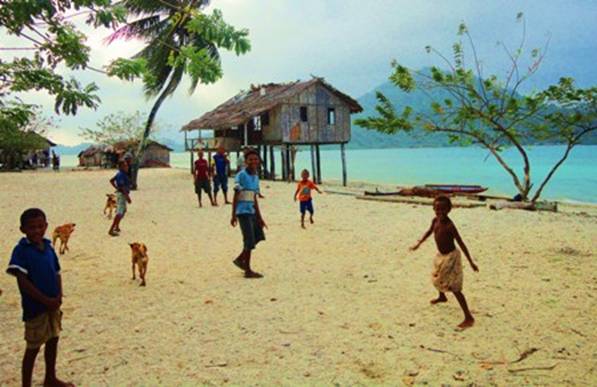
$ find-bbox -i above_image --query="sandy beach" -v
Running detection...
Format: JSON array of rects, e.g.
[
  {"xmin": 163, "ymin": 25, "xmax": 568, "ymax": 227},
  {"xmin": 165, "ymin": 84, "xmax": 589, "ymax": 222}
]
[{"xmin": 0, "ymin": 168, "xmax": 595, "ymax": 386}]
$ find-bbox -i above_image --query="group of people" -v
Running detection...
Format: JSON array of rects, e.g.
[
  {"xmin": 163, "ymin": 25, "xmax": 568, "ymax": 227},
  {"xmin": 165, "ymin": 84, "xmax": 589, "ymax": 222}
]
[
  {"xmin": 5, "ymin": 145, "xmax": 479, "ymax": 386},
  {"xmin": 24, "ymin": 150, "xmax": 60, "ymax": 171}
]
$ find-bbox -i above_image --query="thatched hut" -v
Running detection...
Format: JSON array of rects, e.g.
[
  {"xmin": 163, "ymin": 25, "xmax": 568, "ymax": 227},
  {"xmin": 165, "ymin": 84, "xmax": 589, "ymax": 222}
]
[
  {"xmin": 0, "ymin": 132, "xmax": 56, "ymax": 169},
  {"xmin": 181, "ymin": 77, "xmax": 362, "ymax": 185},
  {"xmin": 110, "ymin": 140, "xmax": 173, "ymax": 168},
  {"xmin": 78, "ymin": 145, "xmax": 105, "ymax": 167}
]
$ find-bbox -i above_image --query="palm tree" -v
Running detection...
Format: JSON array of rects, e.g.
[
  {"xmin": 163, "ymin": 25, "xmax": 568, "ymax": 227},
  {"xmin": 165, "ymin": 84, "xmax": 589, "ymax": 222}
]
[{"xmin": 107, "ymin": 0, "xmax": 250, "ymax": 188}]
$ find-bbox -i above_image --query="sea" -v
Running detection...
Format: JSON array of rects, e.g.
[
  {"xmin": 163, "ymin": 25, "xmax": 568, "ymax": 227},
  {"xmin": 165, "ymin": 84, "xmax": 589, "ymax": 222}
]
[{"xmin": 60, "ymin": 145, "xmax": 597, "ymax": 204}]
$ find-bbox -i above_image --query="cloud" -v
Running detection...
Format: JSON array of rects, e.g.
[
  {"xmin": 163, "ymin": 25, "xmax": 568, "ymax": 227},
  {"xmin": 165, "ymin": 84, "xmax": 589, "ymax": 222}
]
[{"xmin": 2, "ymin": 0, "xmax": 596, "ymax": 146}]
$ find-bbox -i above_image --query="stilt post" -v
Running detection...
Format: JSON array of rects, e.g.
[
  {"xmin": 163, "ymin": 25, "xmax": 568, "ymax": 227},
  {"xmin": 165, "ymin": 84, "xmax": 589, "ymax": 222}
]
[
  {"xmin": 341, "ymin": 142, "xmax": 347, "ymax": 187},
  {"xmin": 270, "ymin": 145, "xmax": 276, "ymax": 181},
  {"xmin": 315, "ymin": 144, "xmax": 322, "ymax": 184}
]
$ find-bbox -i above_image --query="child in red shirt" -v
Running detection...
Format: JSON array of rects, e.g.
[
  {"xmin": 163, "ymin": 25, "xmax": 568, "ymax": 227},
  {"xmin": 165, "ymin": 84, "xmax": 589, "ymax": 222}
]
[{"xmin": 293, "ymin": 169, "xmax": 322, "ymax": 229}]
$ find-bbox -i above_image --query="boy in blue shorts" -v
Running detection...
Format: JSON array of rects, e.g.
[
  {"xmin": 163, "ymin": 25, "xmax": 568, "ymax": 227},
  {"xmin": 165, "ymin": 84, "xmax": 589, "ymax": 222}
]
[
  {"xmin": 108, "ymin": 160, "xmax": 132, "ymax": 236},
  {"xmin": 293, "ymin": 169, "xmax": 322, "ymax": 229},
  {"xmin": 213, "ymin": 146, "xmax": 231, "ymax": 205},
  {"xmin": 6, "ymin": 208, "xmax": 74, "ymax": 387},
  {"xmin": 230, "ymin": 149, "xmax": 267, "ymax": 278}
]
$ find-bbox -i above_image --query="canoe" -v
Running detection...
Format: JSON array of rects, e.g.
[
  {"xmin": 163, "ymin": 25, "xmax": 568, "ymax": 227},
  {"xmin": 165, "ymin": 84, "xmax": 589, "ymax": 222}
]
[{"xmin": 424, "ymin": 184, "xmax": 488, "ymax": 194}]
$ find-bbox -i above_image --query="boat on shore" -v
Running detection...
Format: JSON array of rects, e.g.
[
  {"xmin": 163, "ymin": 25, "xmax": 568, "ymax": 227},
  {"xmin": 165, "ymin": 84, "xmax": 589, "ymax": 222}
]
[
  {"xmin": 364, "ymin": 184, "xmax": 488, "ymax": 198},
  {"xmin": 424, "ymin": 184, "xmax": 488, "ymax": 194}
]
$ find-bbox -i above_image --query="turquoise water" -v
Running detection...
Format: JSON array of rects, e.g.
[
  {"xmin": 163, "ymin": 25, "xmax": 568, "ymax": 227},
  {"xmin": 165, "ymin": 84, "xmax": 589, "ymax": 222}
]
[{"xmin": 61, "ymin": 145, "xmax": 597, "ymax": 203}]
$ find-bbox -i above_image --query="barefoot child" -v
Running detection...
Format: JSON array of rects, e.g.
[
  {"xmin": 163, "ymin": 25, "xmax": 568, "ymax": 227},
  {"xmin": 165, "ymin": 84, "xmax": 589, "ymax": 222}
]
[
  {"xmin": 108, "ymin": 160, "xmax": 132, "ymax": 236},
  {"xmin": 6, "ymin": 208, "xmax": 74, "ymax": 387},
  {"xmin": 213, "ymin": 146, "xmax": 231, "ymax": 205},
  {"xmin": 410, "ymin": 196, "xmax": 479, "ymax": 329},
  {"xmin": 230, "ymin": 149, "xmax": 267, "ymax": 278},
  {"xmin": 193, "ymin": 149, "xmax": 216, "ymax": 207},
  {"xmin": 293, "ymin": 169, "xmax": 322, "ymax": 228}
]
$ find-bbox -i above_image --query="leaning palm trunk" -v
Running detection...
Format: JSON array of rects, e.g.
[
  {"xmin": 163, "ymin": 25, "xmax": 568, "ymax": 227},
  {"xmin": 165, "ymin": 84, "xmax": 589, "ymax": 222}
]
[{"xmin": 130, "ymin": 74, "xmax": 178, "ymax": 190}]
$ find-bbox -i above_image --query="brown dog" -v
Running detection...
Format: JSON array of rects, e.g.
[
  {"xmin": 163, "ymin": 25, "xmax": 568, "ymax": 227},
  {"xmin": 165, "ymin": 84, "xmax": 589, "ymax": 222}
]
[
  {"xmin": 129, "ymin": 242, "xmax": 149, "ymax": 286},
  {"xmin": 104, "ymin": 193, "xmax": 117, "ymax": 219},
  {"xmin": 52, "ymin": 223, "xmax": 76, "ymax": 255}
]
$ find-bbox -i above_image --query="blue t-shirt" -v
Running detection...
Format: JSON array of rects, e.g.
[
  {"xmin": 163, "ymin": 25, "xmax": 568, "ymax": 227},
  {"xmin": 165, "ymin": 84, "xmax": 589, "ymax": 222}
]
[
  {"xmin": 213, "ymin": 153, "xmax": 228, "ymax": 176},
  {"xmin": 115, "ymin": 170, "xmax": 130, "ymax": 194},
  {"xmin": 6, "ymin": 238, "xmax": 61, "ymax": 321},
  {"xmin": 234, "ymin": 168, "xmax": 260, "ymax": 215}
]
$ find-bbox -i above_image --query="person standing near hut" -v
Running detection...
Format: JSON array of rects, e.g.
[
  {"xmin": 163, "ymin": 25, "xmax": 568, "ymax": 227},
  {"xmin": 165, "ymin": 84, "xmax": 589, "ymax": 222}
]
[
  {"xmin": 108, "ymin": 161, "xmax": 132, "ymax": 236},
  {"xmin": 231, "ymin": 149, "xmax": 267, "ymax": 278},
  {"xmin": 213, "ymin": 146, "xmax": 231, "ymax": 205},
  {"xmin": 194, "ymin": 150, "xmax": 216, "ymax": 207}
]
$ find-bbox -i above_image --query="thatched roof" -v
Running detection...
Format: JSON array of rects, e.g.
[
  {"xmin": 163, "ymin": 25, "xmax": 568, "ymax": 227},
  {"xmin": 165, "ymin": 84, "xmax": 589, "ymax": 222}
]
[
  {"xmin": 181, "ymin": 77, "xmax": 363, "ymax": 131},
  {"xmin": 78, "ymin": 145, "xmax": 106, "ymax": 158}
]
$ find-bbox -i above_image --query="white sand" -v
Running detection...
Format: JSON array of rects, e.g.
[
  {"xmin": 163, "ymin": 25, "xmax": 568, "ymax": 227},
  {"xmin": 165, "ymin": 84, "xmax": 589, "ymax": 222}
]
[{"xmin": 0, "ymin": 168, "xmax": 595, "ymax": 385}]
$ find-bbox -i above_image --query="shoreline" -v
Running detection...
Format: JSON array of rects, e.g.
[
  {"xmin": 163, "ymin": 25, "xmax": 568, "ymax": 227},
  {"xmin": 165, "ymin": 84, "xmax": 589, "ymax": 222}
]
[{"xmin": 26, "ymin": 164, "xmax": 597, "ymax": 207}]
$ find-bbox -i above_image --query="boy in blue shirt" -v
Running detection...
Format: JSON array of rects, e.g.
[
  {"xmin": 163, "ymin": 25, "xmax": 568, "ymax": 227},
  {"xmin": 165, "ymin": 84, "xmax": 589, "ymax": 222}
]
[
  {"xmin": 108, "ymin": 160, "xmax": 132, "ymax": 236},
  {"xmin": 213, "ymin": 146, "xmax": 231, "ymax": 205},
  {"xmin": 230, "ymin": 149, "xmax": 267, "ymax": 278},
  {"xmin": 6, "ymin": 208, "xmax": 73, "ymax": 387}
]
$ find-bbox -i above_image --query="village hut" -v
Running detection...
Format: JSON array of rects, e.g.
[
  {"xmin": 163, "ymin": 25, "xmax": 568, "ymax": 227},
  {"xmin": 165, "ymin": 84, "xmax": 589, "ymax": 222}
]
[
  {"xmin": 110, "ymin": 140, "xmax": 173, "ymax": 168},
  {"xmin": 0, "ymin": 132, "xmax": 56, "ymax": 169},
  {"xmin": 181, "ymin": 77, "xmax": 363, "ymax": 185},
  {"xmin": 78, "ymin": 145, "xmax": 105, "ymax": 167}
]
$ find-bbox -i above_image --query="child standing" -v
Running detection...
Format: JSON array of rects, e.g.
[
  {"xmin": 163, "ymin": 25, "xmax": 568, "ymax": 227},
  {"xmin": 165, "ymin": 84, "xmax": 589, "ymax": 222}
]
[
  {"xmin": 213, "ymin": 146, "xmax": 231, "ymax": 205},
  {"xmin": 193, "ymin": 149, "xmax": 216, "ymax": 207},
  {"xmin": 6, "ymin": 208, "xmax": 73, "ymax": 387},
  {"xmin": 108, "ymin": 160, "xmax": 132, "ymax": 236},
  {"xmin": 293, "ymin": 169, "xmax": 322, "ymax": 228},
  {"xmin": 410, "ymin": 196, "xmax": 479, "ymax": 329},
  {"xmin": 230, "ymin": 149, "xmax": 267, "ymax": 278}
]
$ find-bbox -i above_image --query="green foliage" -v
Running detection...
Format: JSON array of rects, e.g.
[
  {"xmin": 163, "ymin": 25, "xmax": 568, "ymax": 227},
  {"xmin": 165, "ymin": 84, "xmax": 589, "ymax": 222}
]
[
  {"xmin": 80, "ymin": 111, "xmax": 156, "ymax": 148},
  {"xmin": 389, "ymin": 62, "xmax": 415, "ymax": 92},
  {"xmin": 0, "ymin": 106, "xmax": 56, "ymax": 169},
  {"xmin": 357, "ymin": 14, "xmax": 596, "ymax": 202},
  {"xmin": 0, "ymin": 0, "xmax": 124, "ymax": 131}
]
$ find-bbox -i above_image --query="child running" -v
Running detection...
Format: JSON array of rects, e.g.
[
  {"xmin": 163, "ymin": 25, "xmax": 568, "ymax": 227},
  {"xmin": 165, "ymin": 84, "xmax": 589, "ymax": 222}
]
[
  {"xmin": 6, "ymin": 208, "xmax": 74, "ymax": 387},
  {"xmin": 108, "ymin": 160, "xmax": 132, "ymax": 236},
  {"xmin": 230, "ymin": 149, "xmax": 267, "ymax": 278},
  {"xmin": 293, "ymin": 169, "xmax": 322, "ymax": 228},
  {"xmin": 410, "ymin": 196, "xmax": 479, "ymax": 329}
]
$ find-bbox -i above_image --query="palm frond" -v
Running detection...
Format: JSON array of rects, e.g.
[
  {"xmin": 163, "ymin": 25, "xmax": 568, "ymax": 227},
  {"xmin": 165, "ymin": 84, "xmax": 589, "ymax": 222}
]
[{"xmin": 104, "ymin": 15, "xmax": 166, "ymax": 44}]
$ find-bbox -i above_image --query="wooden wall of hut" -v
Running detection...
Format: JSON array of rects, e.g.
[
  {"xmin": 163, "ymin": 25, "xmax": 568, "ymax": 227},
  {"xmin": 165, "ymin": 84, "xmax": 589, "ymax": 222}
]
[{"xmin": 277, "ymin": 84, "xmax": 351, "ymax": 144}]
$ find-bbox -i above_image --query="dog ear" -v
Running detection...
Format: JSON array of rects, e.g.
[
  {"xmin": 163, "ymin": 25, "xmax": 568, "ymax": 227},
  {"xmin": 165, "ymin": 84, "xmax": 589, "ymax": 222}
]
[{"xmin": 142, "ymin": 244, "xmax": 147, "ymax": 253}]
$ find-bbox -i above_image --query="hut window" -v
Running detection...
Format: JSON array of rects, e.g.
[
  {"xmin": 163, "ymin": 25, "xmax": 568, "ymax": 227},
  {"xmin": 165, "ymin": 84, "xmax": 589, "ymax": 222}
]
[
  {"xmin": 300, "ymin": 106, "xmax": 308, "ymax": 122},
  {"xmin": 327, "ymin": 108, "xmax": 336, "ymax": 125},
  {"xmin": 261, "ymin": 112, "xmax": 270, "ymax": 126},
  {"xmin": 253, "ymin": 115, "xmax": 262, "ymax": 131}
]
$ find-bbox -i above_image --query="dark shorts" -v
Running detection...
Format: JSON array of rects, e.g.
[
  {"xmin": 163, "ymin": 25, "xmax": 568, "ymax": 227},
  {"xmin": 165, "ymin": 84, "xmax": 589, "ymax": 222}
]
[
  {"xmin": 213, "ymin": 174, "xmax": 228, "ymax": 193},
  {"xmin": 195, "ymin": 179, "xmax": 211, "ymax": 194},
  {"xmin": 300, "ymin": 199, "xmax": 314, "ymax": 214},
  {"xmin": 238, "ymin": 214, "xmax": 265, "ymax": 251}
]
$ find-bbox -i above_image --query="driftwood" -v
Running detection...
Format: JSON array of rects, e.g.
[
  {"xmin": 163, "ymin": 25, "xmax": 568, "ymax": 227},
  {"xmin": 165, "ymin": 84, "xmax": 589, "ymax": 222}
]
[
  {"xmin": 508, "ymin": 364, "xmax": 557, "ymax": 373},
  {"xmin": 356, "ymin": 195, "xmax": 486, "ymax": 209},
  {"xmin": 489, "ymin": 201, "xmax": 557, "ymax": 212}
]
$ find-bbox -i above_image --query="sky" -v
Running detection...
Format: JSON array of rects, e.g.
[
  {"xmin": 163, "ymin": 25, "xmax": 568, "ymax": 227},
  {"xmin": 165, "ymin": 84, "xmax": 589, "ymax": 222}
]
[{"xmin": 1, "ymin": 0, "xmax": 596, "ymax": 146}]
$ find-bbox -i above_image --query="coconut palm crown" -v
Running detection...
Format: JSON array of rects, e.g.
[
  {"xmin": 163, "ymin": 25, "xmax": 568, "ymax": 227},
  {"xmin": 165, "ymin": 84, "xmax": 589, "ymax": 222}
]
[{"xmin": 106, "ymin": 0, "xmax": 250, "ymax": 188}]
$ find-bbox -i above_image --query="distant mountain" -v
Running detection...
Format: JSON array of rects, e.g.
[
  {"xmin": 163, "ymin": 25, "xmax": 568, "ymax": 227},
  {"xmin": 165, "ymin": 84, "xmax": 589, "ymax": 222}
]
[
  {"xmin": 54, "ymin": 142, "xmax": 93, "ymax": 155},
  {"xmin": 349, "ymin": 72, "xmax": 597, "ymax": 149}
]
